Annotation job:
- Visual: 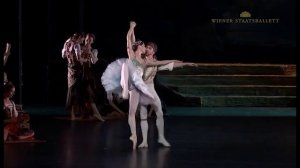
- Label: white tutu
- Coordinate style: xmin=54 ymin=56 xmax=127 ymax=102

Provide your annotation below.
xmin=101 ymin=58 xmax=154 ymax=101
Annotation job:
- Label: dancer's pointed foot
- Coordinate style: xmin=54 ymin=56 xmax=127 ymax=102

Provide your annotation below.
xmin=130 ymin=135 xmax=137 ymax=150
xmin=158 ymin=138 xmax=171 ymax=147
xmin=138 ymin=142 xmax=148 ymax=148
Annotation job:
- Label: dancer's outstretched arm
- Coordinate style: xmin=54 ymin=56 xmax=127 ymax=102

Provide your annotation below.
xmin=157 ymin=62 xmax=198 ymax=72
xmin=126 ymin=21 xmax=136 ymax=59
xmin=145 ymin=59 xmax=182 ymax=67
xmin=173 ymin=62 xmax=198 ymax=68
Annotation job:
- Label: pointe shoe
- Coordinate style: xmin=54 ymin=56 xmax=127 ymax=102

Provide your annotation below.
xmin=158 ymin=138 xmax=171 ymax=147
xmin=138 ymin=142 xmax=148 ymax=148
xmin=130 ymin=135 xmax=137 ymax=150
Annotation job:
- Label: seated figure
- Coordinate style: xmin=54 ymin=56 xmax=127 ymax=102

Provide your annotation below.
xmin=3 ymin=82 xmax=35 ymax=141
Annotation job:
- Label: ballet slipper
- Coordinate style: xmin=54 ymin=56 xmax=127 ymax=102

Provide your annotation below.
xmin=158 ymin=138 xmax=171 ymax=147
xmin=138 ymin=142 xmax=148 ymax=148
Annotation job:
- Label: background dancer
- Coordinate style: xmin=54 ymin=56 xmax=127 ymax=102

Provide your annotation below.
xmin=79 ymin=33 xmax=105 ymax=121
xmin=62 ymin=33 xmax=85 ymax=120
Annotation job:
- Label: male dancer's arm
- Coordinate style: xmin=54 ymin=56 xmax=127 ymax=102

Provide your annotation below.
xmin=145 ymin=59 xmax=182 ymax=67
xmin=147 ymin=62 xmax=197 ymax=116
xmin=173 ymin=62 xmax=198 ymax=68
xmin=157 ymin=62 xmax=198 ymax=71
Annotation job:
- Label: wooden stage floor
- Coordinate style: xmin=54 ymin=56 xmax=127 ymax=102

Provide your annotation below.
xmin=4 ymin=114 xmax=296 ymax=168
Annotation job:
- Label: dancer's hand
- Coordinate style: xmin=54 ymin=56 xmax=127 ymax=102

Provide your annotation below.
xmin=186 ymin=62 xmax=198 ymax=67
xmin=130 ymin=21 xmax=136 ymax=28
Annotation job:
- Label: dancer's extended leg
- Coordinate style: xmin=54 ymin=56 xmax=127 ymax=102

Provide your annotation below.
xmin=128 ymin=89 xmax=140 ymax=150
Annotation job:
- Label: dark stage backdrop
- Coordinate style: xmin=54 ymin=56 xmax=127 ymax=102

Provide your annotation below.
xmin=3 ymin=0 xmax=296 ymax=106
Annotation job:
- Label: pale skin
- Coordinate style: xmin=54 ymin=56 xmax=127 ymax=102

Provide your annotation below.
xmin=145 ymin=45 xmax=197 ymax=70
xmin=126 ymin=21 xmax=182 ymax=66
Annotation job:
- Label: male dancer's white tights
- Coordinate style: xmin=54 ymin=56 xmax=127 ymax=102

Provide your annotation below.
xmin=138 ymin=87 xmax=170 ymax=148
xmin=121 ymin=62 xmax=162 ymax=149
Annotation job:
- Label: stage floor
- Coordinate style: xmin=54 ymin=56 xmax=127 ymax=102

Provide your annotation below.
xmin=4 ymin=115 xmax=296 ymax=168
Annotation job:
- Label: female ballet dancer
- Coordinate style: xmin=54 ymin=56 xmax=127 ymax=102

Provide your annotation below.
xmin=101 ymin=21 xmax=181 ymax=149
